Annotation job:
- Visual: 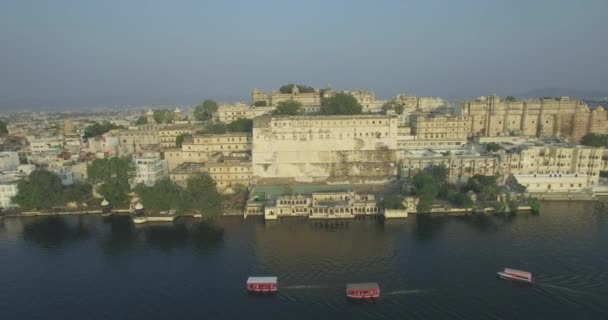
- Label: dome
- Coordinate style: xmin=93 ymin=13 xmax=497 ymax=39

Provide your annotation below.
xmin=101 ymin=198 xmax=109 ymax=206
xmin=135 ymin=202 xmax=144 ymax=210
xmin=174 ymin=106 xmax=182 ymax=113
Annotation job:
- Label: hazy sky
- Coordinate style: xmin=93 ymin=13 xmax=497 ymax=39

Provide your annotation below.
xmin=1 ymin=0 xmax=607 ymax=109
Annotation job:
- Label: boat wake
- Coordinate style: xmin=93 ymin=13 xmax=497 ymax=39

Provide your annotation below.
xmin=282 ymin=285 xmax=330 ymax=290
xmin=385 ymin=289 xmax=433 ymax=295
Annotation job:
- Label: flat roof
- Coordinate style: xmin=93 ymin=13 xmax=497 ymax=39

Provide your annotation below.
xmin=247 ymin=277 xmax=277 ymax=284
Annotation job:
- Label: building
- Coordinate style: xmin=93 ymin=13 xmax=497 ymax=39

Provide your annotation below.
xmin=215 ymin=102 xmax=271 ymax=123
xmin=0 ymin=179 xmax=18 ymax=208
xmin=252 ymin=115 xmax=400 ymax=184
xmin=462 ymin=96 xmax=607 ymax=141
xmin=411 ymin=114 xmax=471 ymax=140
xmin=165 ymin=132 xmax=252 ymax=172
xmin=345 ymin=90 xmax=387 ymax=113
xmin=512 ymin=173 xmax=590 ymax=193
xmin=252 ymin=86 xmax=322 ymax=107
xmin=159 ymin=124 xmax=198 ymax=148
xmin=114 ymin=128 xmax=159 ymax=155
xmin=0 ymin=152 xmax=20 ymax=171
xmin=169 ymin=159 xmax=252 ymax=193
xmin=263 ymin=191 xmax=380 ymax=220
xmin=393 ymin=95 xmax=445 ymax=113
xmin=133 ymin=153 xmax=167 ymax=187
xmin=400 ymin=150 xmax=499 ymax=184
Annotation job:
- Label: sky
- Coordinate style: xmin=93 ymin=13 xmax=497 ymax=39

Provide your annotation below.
xmin=1 ymin=0 xmax=607 ymax=109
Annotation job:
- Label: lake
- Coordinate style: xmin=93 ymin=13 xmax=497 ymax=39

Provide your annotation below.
xmin=1 ymin=201 xmax=607 ymax=319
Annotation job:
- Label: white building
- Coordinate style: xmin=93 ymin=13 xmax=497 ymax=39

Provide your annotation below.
xmin=513 ymin=173 xmax=590 ymax=193
xmin=0 ymin=152 xmax=20 ymax=171
xmin=133 ymin=153 xmax=167 ymax=187
xmin=29 ymin=138 xmax=63 ymax=153
xmin=0 ymin=174 xmax=19 ymax=208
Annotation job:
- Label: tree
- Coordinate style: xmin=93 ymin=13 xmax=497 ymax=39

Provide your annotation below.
xmin=253 ymin=101 xmax=267 ymax=107
xmin=381 ymin=100 xmax=404 ymax=114
xmin=412 ymin=172 xmax=439 ymax=213
xmin=87 ymin=157 xmax=134 ymax=206
xmin=320 ymin=93 xmax=362 ymax=115
xmin=279 ymin=84 xmax=315 ymax=94
xmin=484 ymin=142 xmax=502 ymax=152
xmin=135 ymin=116 xmax=147 ymax=125
xmin=134 ymin=179 xmax=181 ymax=214
xmin=62 ymin=182 xmax=93 ymax=204
xmin=12 ymin=170 xmax=64 ymax=210
xmin=84 ymin=121 xmax=124 ymax=139
xmin=227 ymin=118 xmax=253 ymax=132
xmin=0 ymin=119 xmax=8 ymax=136
xmin=580 ymin=133 xmax=608 ymax=147
xmin=194 ymin=100 xmax=218 ymax=121
xmin=380 ymin=195 xmax=405 ymax=210
xmin=179 ymin=172 xmax=222 ymax=217
xmin=465 ymin=174 xmax=499 ymax=201
xmin=273 ymin=100 xmax=303 ymax=115
xmin=505 ymin=96 xmax=516 ymax=102
xmin=176 ymin=134 xmax=191 ymax=147
xmin=153 ymin=109 xmax=176 ymax=124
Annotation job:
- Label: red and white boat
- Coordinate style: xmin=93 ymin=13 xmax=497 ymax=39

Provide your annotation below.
xmin=246 ymin=277 xmax=278 ymax=293
xmin=497 ymin=268 xmax=533 ymax=284
xmin=346 ymin=282 xmax=380 ymax=299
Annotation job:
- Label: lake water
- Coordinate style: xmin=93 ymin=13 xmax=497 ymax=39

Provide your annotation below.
xmin=1 ymin=201 xmax=607 ymax=319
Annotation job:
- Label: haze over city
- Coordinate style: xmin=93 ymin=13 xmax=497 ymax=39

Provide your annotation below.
xmin=1 ymin=0 xmax=608 ymax=109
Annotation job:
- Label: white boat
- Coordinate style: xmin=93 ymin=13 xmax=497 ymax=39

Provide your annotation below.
xmin=497 ymin=268 xmax=533 ymax=283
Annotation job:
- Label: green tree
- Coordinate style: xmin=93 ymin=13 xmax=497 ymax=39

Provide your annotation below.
xmin=381 ymin=100 xmax=404 ymax=114
xmin=484 ymin=142 xmax=502 ymax=152
xmin=179 ymin=172 xmax=222 ymax=217
xmin=175 ymin=134 xmax=191 ymax=147
xmin=134 ymin=179 xmax=181 ymax=214
xmin=580 ymin=133 xmax=608 ymax=147
xmin=199 ymin=123 xmax=227 ymax=134
xmin=87 ymin=157 xmax=134 ymax=206
xmin=135 ymin=116 xmax=147 ymax=125
xmin=465 ymin=174 xmax=499 ymax=201
xmin=153 ymin=109 xmax=176 ymax=124
xmin=412 ymin=172 xmax=439 ymax=213
xmin=379 ymin=194 xmax=405 ymax=210
xmin=0 ymin=119 xmax=8 ymax=136
xmin=505 ymin=96 xmax=516 ymax=102
xmin=12 ymin=170 xmax=64 ymax=210
xmin=279 ymin=84 xmax=315 ymax=94
xmin=273 ymin=100 xmax=303 ymax=115
xmin=62 ymin=182 xmax=93 ymax=204
xmin=84 ymin=121 xmax=124 ymax=139
xmin=194 ymin=100 xmax=218 ymax=121
xmin=320 ymin=93 xmax=362 ymax=115
xmin=253 ymin=101 xmax=267 ymax=107
xmin=227 ymin=118 xmax=253 ymax=132
xmin=448 ymin=192 xmax=473 ymax=208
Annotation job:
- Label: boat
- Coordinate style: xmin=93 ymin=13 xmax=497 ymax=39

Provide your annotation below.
xmin=246 ymin=277 xmax=278 ymax=293
xmin=346 ymin=282 xmax=380 ymax=299
xmin=497 ymin=268 xmax=533 ymax=283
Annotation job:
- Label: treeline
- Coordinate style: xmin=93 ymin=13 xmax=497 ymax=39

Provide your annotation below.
xmin=580 ymin=133 xmax=608 ymax=148
xmin=84 ymin=121 xmax=124 ymax=139
xmin=134 ymin=173 xmax=222 ymax=217
xmin=12 ymin=170 xmax=92 ymax=210
xmin=198 ymin=118 xmax=253 ymax=134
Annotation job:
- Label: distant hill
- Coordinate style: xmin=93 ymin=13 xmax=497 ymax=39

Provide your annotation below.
xmin=514 ymin=88 xmax=608 ymax=100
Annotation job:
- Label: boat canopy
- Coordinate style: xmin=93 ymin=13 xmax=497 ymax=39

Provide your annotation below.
xmin=247 ymin=277 xmax=278 ymax=284
xmin=347 ymin=282 xmax=379 ymax=290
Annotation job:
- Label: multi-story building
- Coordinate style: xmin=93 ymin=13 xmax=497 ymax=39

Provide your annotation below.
xmin=263 ymin=191 xmax=380 ymax=220
xmin=169 ymin=159 xmax=252 ymax=192
xmin=462 ymin=96 xmax=607 ymax=141
xmin=252 ymin=86 xmax=322 ymax=107
xmin=165 ymin=132 xmax=252 ymax=172
xmin=252 ymin=114 xmax=400 ymax=183
xmin=114 ymin=128 xmax=159 ymax=155
xmin=133 ymin=153 xmax=167 ymax=187
xmin=159 ymin=124 xmax=198 ymax=148
xmin=215 ymin=102 xmax=271 ymax=123
xmin=393 ymin=95 xmax=445 ymax=113
xmin=344 ymin=90 xmax=387 ymax=113
xmin=0 ymin=179 xmax=18 ymax=208
xmin=512 ymin=173 xmax=590 ymax=193
xmin=410 ymin=114 xmax=470 ymax=140
xmin=400 ymin=150 xmax=499 ymax=184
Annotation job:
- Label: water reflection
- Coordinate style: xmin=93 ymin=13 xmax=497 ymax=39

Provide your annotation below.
xmin=142 ymin=219 xmax=224 ymax=252
xmin=413 ymin=215 xmax=447 ymax=241
xmin=100 ymin=215 xmax=137 ymax=255
xmin=21 ymin=216 xmax=92 ymax=249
